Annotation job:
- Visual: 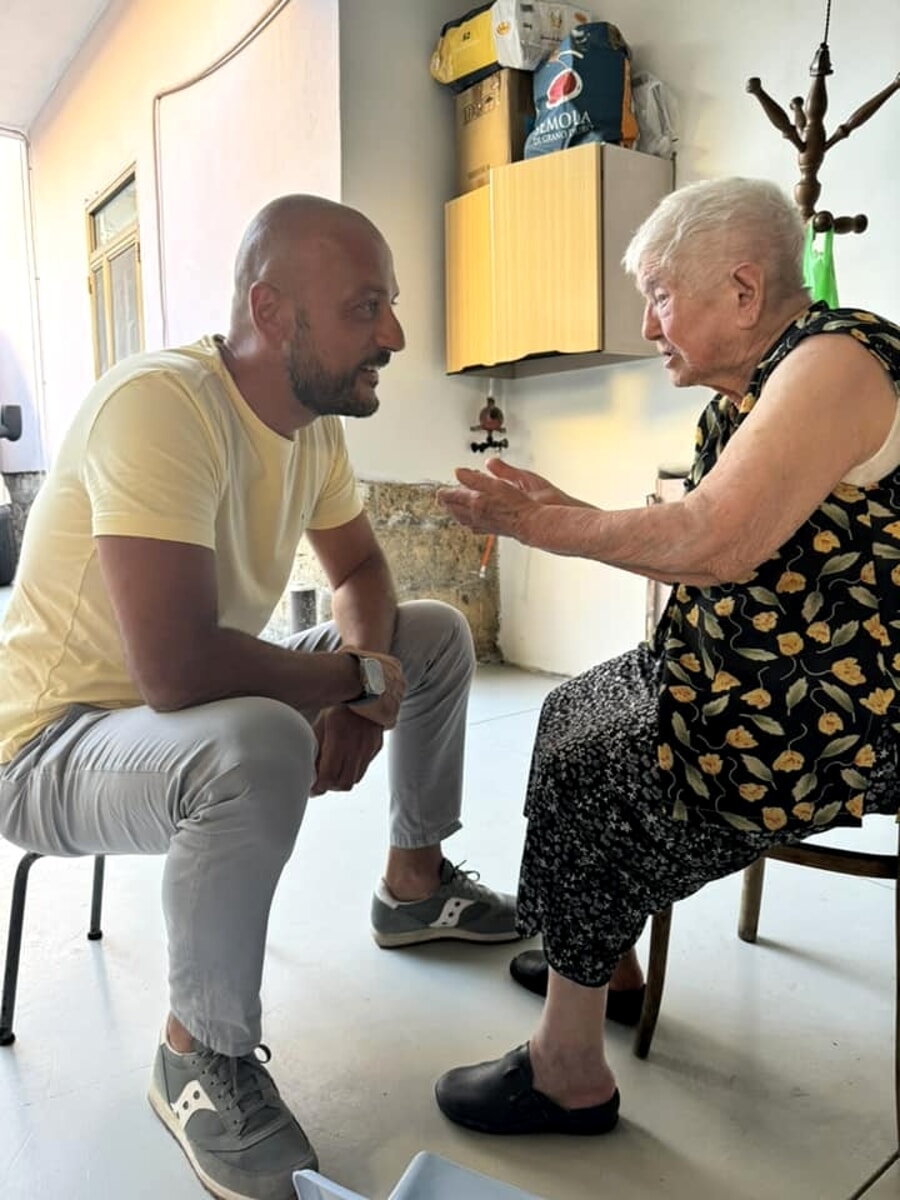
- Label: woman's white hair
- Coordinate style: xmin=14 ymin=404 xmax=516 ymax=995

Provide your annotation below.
xmin=623 ymin=177 xmax=807 ymax=301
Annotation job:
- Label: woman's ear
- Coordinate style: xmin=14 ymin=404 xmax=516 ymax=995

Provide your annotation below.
xmin=730 ymin=262 xmax=765 ymax=328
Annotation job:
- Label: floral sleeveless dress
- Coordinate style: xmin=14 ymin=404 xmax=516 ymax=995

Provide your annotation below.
xmin=515 ymin=305 xmax=900 ymax=986
xmin=657 ymin=305 xmax=900 ymax=835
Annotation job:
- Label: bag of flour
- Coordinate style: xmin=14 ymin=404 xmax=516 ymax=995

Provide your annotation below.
xmin=524 ymin=21 xmax=638 ymax=158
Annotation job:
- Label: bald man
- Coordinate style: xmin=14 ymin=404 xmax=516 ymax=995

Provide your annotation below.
xmin=0 ymin=196 xmax=517 ymax=1200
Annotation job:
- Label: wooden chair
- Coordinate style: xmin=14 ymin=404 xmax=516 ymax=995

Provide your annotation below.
xmin=631 ymin=821 xmax=900 ymax=1145
xmin=0 ymin=851 xmax=106 ymax=1045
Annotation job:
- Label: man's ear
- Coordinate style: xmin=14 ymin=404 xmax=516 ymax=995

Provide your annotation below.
xmin=248 ymin=280 xmax=289 ymax=344
xmin=730 ymin=261 xmax=765 ymax=328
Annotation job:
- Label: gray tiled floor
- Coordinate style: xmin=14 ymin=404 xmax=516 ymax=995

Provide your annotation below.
xmin=0 ymin=659 xmax=897 ymax=1199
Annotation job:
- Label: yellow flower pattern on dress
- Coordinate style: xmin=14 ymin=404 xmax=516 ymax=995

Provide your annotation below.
xmin=752 ymin=612 xmax=778 ymax=631
xmin=777 ymin=632 xmax=804 ymax=656
xmin=863 ymin=615 xmax=890 ymax=645
xmin=738 ymin=783 xmax=767 ymax=802
xmin=813 ymin=531 xmax=840 ymax=553
xmin=832 ymin=658 xmax=865 ymax=685
xmin=854 ymin=744 xmax=876 ymax=768
xmin=773 ymin=750 xmax=804 ymax=772
xmin=698 ymin=754 xmax=723 ymax=775
xmin=776 ymin=571 xmax=806 ymax=593
xmin=860 ymin=688 xmax=894 ymax=715
xmin=711 ymin=671 xmax=741 ymax=693
xmin=832 ymin=482 xmax=864 ymax=503
xmin=726 ymin=726 xmax=758 ymax=748
xmin=818 ymin=711 xmax=844 ymax=734
xmin=654 ymin=304 xmax=900 ymax=833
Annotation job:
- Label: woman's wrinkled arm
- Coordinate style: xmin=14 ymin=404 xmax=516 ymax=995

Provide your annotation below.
xmin=437 ymin=335 xmax=897 ymax=586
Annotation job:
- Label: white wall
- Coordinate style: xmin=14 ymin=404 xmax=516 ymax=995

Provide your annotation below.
xmin=0 ymin=134 xmax=44 ymax=473
xmin=28 ymin=0 xmax=340 ymax=458
xmin=338 ymin=0 xmax=498 ymax=484
xmin=339 ymin=0 xmax=900 ymax=676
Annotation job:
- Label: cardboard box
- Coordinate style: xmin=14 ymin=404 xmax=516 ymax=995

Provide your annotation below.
xmin=432 ymin=3 xmax=596 ymax=90
xmin=455 ymin=69 xmax=534 ymax=195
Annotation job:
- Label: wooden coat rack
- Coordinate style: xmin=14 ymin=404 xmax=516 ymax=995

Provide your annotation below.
xmin=746 ymin=0 xmax=899 ymax=233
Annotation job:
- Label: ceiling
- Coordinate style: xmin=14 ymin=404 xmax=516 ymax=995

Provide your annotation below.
xmin=0 ymin=0 xmax=113 ymax=132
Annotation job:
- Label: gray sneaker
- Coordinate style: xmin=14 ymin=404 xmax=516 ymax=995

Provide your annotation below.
xmin=148 ymin=1037 xmax=317 ymax=1200
xmin=371 ymin=858 xmax=520 ymax=948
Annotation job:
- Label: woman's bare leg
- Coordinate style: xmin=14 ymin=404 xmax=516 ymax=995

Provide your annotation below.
xmin=528 ymin=967 xmax=618 ymax=1109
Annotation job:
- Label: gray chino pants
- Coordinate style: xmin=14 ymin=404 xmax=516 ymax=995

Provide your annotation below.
xmin=0 ymin=600 xmax=474 ymax=1055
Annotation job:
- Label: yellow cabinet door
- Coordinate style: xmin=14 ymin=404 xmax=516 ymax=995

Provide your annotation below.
xmin=444 ymin=144 xmax=673 ymax=376
xmin=492 ymin=142 xmax=603 ymax=364
xmin=445 ymin=186 xmax=495 ymax=374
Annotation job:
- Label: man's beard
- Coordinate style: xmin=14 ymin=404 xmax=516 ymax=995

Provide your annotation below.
xmin=286 ymin=325 xmax=390 ymax=419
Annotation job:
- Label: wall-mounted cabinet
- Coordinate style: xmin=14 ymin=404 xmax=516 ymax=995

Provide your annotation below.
xmin=445 ymin=143 xmax=674 ymax=378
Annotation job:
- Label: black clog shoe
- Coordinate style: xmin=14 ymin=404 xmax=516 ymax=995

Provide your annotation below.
xmin=435 ymin=1043 xmax=620 ymax=1136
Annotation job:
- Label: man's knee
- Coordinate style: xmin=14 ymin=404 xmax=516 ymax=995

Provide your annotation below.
xmin=394 ymin=600 xmax=475 ymax=677
xmin=222 ymin=696 xmax=315 ymax=756
xmin=193 ymin=698 xmax=317 ymax=837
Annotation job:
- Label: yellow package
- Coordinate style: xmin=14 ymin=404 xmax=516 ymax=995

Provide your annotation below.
xmin=431 ymin=5 xmax=497 ymax=91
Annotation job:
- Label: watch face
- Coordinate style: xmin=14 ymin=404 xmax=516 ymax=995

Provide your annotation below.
xmin=361 ymin=656 xmax=385 ymax=696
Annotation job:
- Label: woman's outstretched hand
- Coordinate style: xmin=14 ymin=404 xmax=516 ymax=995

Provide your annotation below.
xmin=437 ymin=457 xmax=590 ymax=540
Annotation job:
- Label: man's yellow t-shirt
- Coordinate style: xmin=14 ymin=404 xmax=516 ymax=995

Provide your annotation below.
xmin=0 ymin=336 xmax=363 ymax=763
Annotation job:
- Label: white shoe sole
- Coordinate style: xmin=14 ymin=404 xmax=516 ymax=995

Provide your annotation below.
xmin=148 ymin=1079 xmax=309 ymax=1200
xmin=372 ymin=926 xmax=523 ymax=948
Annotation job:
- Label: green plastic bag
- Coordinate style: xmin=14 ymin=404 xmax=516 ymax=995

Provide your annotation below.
xmin=803 ymin=224 xmax=839 ymax=307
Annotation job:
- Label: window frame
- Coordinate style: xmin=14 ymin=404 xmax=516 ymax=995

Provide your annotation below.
xmin=86 ymin=166 xmax=144 ymax=378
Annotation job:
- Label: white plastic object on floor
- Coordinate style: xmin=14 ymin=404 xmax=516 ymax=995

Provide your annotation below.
xmin=293 ymin=1169 xmax=367 ymax=1200
xmin=295 ymin=1151 xmax=545 ymax=1199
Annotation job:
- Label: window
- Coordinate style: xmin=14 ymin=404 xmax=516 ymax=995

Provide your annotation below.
xmin=86 ymin=169 xmax=144 ymax=377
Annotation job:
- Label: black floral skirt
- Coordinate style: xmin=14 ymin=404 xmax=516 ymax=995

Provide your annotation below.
xmin=515 ymin=643 xmax=898 ymax=987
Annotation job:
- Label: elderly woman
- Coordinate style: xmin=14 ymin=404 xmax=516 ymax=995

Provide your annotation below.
xmin=434 ymin=176 xmax=900 ymax=1136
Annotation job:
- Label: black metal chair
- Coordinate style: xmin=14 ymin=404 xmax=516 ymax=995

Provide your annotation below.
xmin=1 ymin=852 xmax=106 ymax=1045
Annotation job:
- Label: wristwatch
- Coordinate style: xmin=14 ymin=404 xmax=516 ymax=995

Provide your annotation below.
xmin=344 ymin=652 xmax=386 ymax=705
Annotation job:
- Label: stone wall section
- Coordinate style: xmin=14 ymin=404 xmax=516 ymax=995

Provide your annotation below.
xmin=266 ymin=480 xmax=500 ymax=661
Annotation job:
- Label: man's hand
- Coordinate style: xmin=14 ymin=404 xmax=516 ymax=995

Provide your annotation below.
xmin=311 ymin=706 xmax=385 ymax=796
xmin=339 ymin=647 xmax=405 ymax=729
